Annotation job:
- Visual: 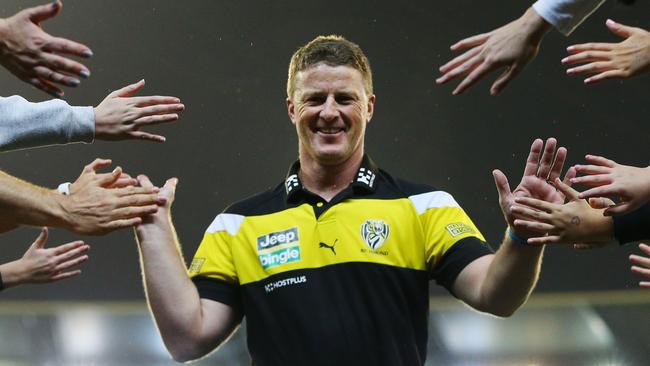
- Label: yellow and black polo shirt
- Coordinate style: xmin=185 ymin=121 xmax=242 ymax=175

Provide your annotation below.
xmin=189 ymin=156 xmax=493 ymax=366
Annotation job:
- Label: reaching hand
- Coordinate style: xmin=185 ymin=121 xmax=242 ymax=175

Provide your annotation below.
xmin=563 ymin=19 xmax=650 ymax=84
xmin=0 ymin=1 xmax=92 ymax=97
xmin=437 ymin=7 xmax=551 ymax=96
xmin=630 ymin=243 xmax=650 ymax=288
xmin=493 ymin=138 xmax=574 ymax=239
xmin=69 ymin=158 xmax=138 ymax=194
xmin=14 ymin=227 xmax=89 ymax=285
xmin=510 ymin=178 xmax=613 ymax=245
xmin=61 ymin=160 xmax=166 ymax=235
xmin=94 ymin=80 xmax=185 ymax=143
xmin=134 ymin=175 xmax=178 ymax=234
xmin=571 ymin=155 xmax=650 ymax=216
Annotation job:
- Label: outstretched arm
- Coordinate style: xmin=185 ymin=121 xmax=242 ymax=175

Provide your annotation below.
xmin=563 ymin=20 xmax=650 ymax=84
xmin=134 ymin=176 xmax=239 ymax=362
xmin=437 ymin=7 xmax=551 ymax=96
xmin=0 ymin=80 xmax=183 ymax=152
xmin=0 ymin=227 xmax=88 ymax=290
xmin=453 ymin=138 xmax=573 ymax=316
xmin=0 ymin=1 xmax=92 ymax=97
xmin=0 ymin=159 xmax=163 ymax=235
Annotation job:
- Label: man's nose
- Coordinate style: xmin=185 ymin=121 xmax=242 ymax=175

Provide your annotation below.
xmin=319 ymin=97 xmax=339 ymax=121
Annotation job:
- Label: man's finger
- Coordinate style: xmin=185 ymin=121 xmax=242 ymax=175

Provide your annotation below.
xmin=573 ymin=164 xmax=610 ymax=175
xmin=33 ymin=66 xmax=80 ymax=88
xmin=84 ymin=158 xmax=112 ymax=173
xmin=492 ymin=169 xmax=512 ymax=201
xmin=452 ymin=61 xmax=497 ymax=95
xmin=523 ymin=139 xmax=544 ymax=177
xmin=134 ymin=114 xmax=179 ymax=127
xmin=109 ymin=80 xmax=146 ymax=98
xmin=567 ymin=61 xmax=613 ymax=75
xmin=553 ymin=177 xmax=580 ymax=201
xmin=450 ymin=32 xmax=491 ymax=51
xmin=490 ymin=64 xmax=519 ymax=96
xmin=548 ymin=147 xmax=567 ymax=182
xmin=27 ymin=0 xmax=62 ymax=24
xmin=584 ymin=154 xmax=617 ymax=168
xmin=129 ymin=131 xmax=166 ymax=143
xmin=513 ymin=197 xmax=555 ymax=214
xmin=561 ymin=50 xmax=611 ymax=65
xmin=103 ymin=217 xmax=143 ymax=231
xmin=527 ymin=235 xmax=562 ymax=245
xmin=562 ymin=166 xmax=577 ymax=186
xmin=50 ymin=269 xmax=82 ymax=282
xmin=584 ymin=69 xmax=626 ymax=84
xmin=578 ymin=185 xmax=616 ymax=199
xmin=137 ymin=175 xmax=155 ymax=190
xmin=436 ymin=55 xmax=483 ymax=85
xmin=98 ymin=167 xmax=123 ymax=186
xmin=536 ymin=137 xmax=557 ymax=179
xmin=605 ymin=19 xmax=634 ymax=39
xmin=52 ymin=240 xmax=85 ymax=256
xmin=438 ymin=46 xmax=482 ymax=74
xmin=130 ymin=96 xmax=182 ymax=108
xmin=566 ymin=42 xmax=613 ymax=54
xmin=513 ymin=219 xmax=555 ymax=234
xmin=33 ymin=227 xmax=49 ymax=249
xmin=45 ymin=36 xmax=93 ymax=59
xmin=136 ymin=104 xmax=185 ymax=118
xmin=639 ymin=243 xmax=650 ymax=256
xmin=41 ymin=52 xmax=90 ymax=79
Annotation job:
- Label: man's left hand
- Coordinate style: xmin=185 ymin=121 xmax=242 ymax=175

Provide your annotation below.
xmin=0 ymin=1 xmax=92 ymax=98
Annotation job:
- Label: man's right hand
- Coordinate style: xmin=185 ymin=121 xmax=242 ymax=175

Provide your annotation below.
xmin=0 ymin=1 xmax=92 ymax=98
xmin=134 ymin=174 xmax=178 ymax=235
xmin=60 ymin=159 xmax=166 ymax=235
xmin=437 ymin=7 xmax=551 ymax=96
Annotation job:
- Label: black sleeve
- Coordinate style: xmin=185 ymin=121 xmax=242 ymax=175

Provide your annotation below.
xmin=0 ymin=270 xmax=4 ymax=292
xmin=192 ymin=276 xmax=244 ymax=320
xmin=430 ymin=237 xmax=494 ymax=296
xmin=613 ymin=202 xmax=650 ymax=244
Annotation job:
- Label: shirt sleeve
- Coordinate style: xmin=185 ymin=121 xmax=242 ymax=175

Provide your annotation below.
xmin=189 ymin=213 xmax=244 ymax=312
xmin=0 ymin=95 xmax=94 ymax=152
xmin=410 ymin=191 xmax=494 ymax=292
xmin=532 ymin=0 xmax=606 ymax=35
xmin=613 ymin=202 xmax=650 ymax=244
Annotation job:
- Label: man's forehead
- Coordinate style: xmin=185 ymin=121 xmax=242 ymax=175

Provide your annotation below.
xmin=294 ymin=64 xmax=365 ymax=93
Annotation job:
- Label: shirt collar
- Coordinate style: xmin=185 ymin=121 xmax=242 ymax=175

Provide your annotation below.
xmin=284 ymin=154 xmax=379 ymax=202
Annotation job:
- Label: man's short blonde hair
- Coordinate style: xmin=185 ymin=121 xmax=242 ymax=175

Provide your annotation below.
xmin=287 ymin=35 xmax=373 ymax=98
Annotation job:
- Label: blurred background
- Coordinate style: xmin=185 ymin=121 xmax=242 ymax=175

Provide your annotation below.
xmin=0 ymin=0 xmax=648 ymax=365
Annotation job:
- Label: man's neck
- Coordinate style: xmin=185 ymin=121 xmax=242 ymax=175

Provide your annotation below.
xmin=298 ymin=150 xmax=363 ymax=202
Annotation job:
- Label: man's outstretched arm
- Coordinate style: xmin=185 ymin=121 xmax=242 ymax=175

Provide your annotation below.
xmin=0 ymin=80 xmax=184 ymax=152
xmin=438 ymin=0 xmax=605 ymax=95
xmin=134 ymin=175 xmax=240 ymax=362
xmin=452 ymin=138 xmax=573 ymax=316
xmin=0 ymin=159 xmax=163 ymax=235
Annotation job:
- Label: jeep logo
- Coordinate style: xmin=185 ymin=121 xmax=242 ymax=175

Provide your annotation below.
xmin=257 ymin=228 xmax=299 ymax=250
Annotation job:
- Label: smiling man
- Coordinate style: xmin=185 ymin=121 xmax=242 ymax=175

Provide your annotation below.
xmin=134 ymin=35 xmax=572 ymax=365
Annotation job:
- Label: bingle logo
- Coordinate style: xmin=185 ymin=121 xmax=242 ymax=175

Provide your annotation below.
xmin=257 ymin=228 xmax=299 ymax=250
xmin=361 ymin=220 xmax=390 ymax=250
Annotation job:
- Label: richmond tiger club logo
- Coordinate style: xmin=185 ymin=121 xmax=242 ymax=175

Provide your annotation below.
xmin=360 ymin=219 xmax=390 ymax=254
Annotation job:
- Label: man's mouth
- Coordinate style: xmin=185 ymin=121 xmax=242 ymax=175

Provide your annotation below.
xmin=316 ymin=127 xmax=346 ymax=135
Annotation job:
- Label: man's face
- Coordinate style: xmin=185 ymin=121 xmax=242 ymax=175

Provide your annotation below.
xmin=287 ymin=64 xmax=375 ymax=165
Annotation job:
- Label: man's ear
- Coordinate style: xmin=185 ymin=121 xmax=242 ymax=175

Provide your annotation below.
xmin=366 ymin=94 xmax=376 ymax=123
xmin=287 ymin=97 xmax=296 ymax=125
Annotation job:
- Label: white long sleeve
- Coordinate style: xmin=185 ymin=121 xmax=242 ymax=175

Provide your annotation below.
xmin=0 ymin=95 xmax=94 ymax=152
xmin=533 ymin=0 xmax=607 ymax=35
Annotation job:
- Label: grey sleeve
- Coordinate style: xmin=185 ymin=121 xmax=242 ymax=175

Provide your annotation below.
xmin=0 ymin=95 xmax=95 ymax=152
xmin=532 ymin=0 xmax=607 ymax=36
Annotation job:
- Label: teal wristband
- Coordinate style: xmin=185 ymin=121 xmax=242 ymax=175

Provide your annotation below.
xmin=507 ymin=228 xmax=532 ymax=246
